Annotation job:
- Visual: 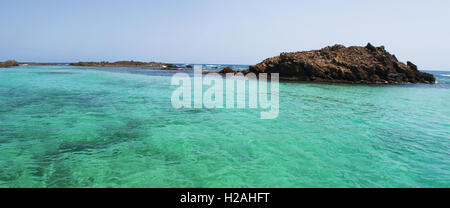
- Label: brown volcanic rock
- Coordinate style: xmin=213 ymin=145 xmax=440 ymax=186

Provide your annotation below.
xmin=204 ymin=66 xmax=242 ymax=75
xmin=248 ymin=43 xmax=435 ymax=84
xmin=0 ymin=60 xmax=19 ymax=68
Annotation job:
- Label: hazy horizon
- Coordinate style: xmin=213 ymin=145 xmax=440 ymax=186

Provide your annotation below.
xmin=1 ymin=0 xmax=450 ymax=70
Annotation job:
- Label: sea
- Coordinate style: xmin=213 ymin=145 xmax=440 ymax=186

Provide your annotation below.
xmin=0 ymin=64 xmax=449 ymax=187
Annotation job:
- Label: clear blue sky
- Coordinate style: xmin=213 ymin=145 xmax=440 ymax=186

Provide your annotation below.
xmin=1 ymin=0 xmax=449 ymax=70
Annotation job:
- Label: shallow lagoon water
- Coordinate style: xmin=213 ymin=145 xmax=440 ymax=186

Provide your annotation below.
xmin=0 ymin=65 xmax=449 ymax=187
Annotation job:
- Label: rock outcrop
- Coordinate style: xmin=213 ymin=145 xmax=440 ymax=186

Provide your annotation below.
xmin=0 ymin=60 xmax=19 ymax=68
xmin=70 ymin=61 xmax=185 ymax=70
xmin=219 ymin=67 xmax=235 ymax=74
xmin=244 ymin=43 xmax=435 ymax=84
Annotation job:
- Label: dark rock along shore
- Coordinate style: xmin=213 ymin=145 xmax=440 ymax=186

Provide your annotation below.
xmin=1 ymin=60 xmax=189 ymax=70
xmin=69 ymin=61 xmax=185 ymax=70
xmin=224 ymin=43 xmax=434 ymax=84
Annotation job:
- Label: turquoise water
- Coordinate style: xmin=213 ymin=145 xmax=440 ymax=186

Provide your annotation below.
xmin=0 ymin=65 xmax=449 ymax=188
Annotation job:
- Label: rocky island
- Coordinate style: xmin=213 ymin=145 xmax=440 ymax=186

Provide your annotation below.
xmin=220 ymin=43 xmax=435 ymax=84
xmin=70 ymin=61 xmax=185 ymax=70
xmin=0 ymin=60 xmax=19 ymax=68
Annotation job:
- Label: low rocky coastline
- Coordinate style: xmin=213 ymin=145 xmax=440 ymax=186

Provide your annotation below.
xmin=0 ymin=60 xmax=19 ymax=68
xmin=218 ymin=43 xmax=435 ymax=84
xmin=0 ymin=60 xmax=65 ymax=67
xmin=70 ymin=61 xmax=186 ymax=70
xmin=1 ymin=59 xmax=191 ymax=70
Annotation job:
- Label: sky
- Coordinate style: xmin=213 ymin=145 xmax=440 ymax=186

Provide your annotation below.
xmin=1 ymin=0 xmax=449 ymax=70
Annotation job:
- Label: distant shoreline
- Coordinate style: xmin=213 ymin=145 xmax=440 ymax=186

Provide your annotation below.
xmin=0 ymin=60 xmax=194 ymax=70
xmin=0 ymin=43 xmax=441 ymax=84
xmin=69 ymin=61 xmax=191 ymax=70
